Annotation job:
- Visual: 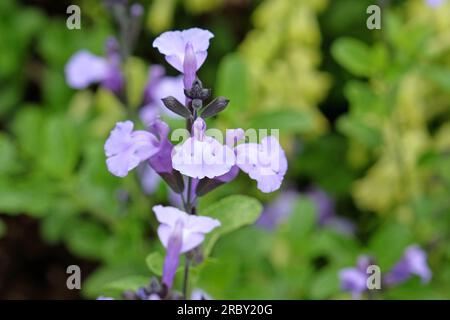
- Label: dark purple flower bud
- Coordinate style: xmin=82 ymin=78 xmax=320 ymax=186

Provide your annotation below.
xmin=307 ymin=187 xmax=355 ymax=235
xmin=307 ymin=188 xmax=335 ymax=224
xmin=256 ymin=190 xmax=298 ymax=230
xmin=184 ymin=78 xmax=210 ymax=100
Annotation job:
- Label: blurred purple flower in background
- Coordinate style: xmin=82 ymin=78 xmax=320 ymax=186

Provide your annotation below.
xmin=339 ymin=256 xmax=371 ymax=299
xmin=257 ymin=190 xmax=298 ymax=230
xmin=65 ymin=38 xmax=123 ymax=93
xmin=257 ymin=187 xmax=355 ymax=232
xmin=385 ymin=245 xmax=432 ymax=285
xmin=140 ymin=65 xmax=185 ymax=124
xmin=65 ymin=50 xmax=109 ymax=89
xmin=307 ymin=187 xmax=355 ymax=235
xmin=340 ymin=246 xmax=431 ymax=299
xmin=153 ymin=205 xmax=220 ymax=288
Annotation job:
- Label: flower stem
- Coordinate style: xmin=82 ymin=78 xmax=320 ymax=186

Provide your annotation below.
xmin=182 ymin=255 xmax=190 ymax=298
xmin=181 ymin=176 xmax=194 ymax=298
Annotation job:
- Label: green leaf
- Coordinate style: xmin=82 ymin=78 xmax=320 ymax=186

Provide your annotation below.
xmin=423 ymin=66 xmax=450 ymax=94
xmin=104 ymin=275 xmax=150 ymax=292
xmin=40 ymin=115 xmax=80 ymax=178
xmin=42 ymin=67 xmax=73 ymax=110
xmin=64 ymin=221 xmax=109 ymax=260
xmin=0 ymin=133 xmax=19 ymax=174
xmin=11 ymin=107 xmax=44 ymax=157
xmin=249 ymin=109 xmax=315 ymax=134
xmin=309 ymin=267 xmax=340 ymax=299
xmin=331 ymin=37 xmax=374 ymax=77
xmin=337 ymin=115 xmax=381 ymax=148
xmin=368 ymin=221 xmax=413 ymax=268
xmin=201 ymin=195 xmax=263 ymax=256
xmin=0 ymin=179 xmax=56 ymax=216
xmin=83 ymin=264 xmax=149 ymax=298
xmin=216 ymin=54 xmax=250 ymax=111
xmin=280 ymin=197 xmax=317 ymax=247
xmin=146 ymin=252 xmax=164 ymax=276
xmin=344 ymin=80 xmax=386 ymax=116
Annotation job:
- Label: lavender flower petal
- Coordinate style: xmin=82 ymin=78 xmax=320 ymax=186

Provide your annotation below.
xmin=65 ymin=50 xmax=109 ymax=89
xmin=104 ymin=121 xmax=159 ymax=177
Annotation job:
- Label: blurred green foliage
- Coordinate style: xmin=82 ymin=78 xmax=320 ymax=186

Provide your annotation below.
xmin=0 ymin=0 xmax=448 ymax=299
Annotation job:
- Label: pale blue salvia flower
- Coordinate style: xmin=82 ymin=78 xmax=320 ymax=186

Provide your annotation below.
xmin=194 ymin=129 xmax=245 ymax=196
xmin=339 ymin=256 xmax=371 ymax=299
xmin=104 ymin=121 xmax=159 ymax=177
xmin=385 ymin=245 xmax=432 ymax=285
xmin=172 ymin=118 xmax=236 ymax=179
xmin=152 ymin=28 xmax=214 ymax=74
xmin=153 ymin=205 xmax=220 ymax=288
xmin=97 ymin=296 xmax=114 ymax=300
xmin=235 ymin=136 xmax=288 ymax=193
